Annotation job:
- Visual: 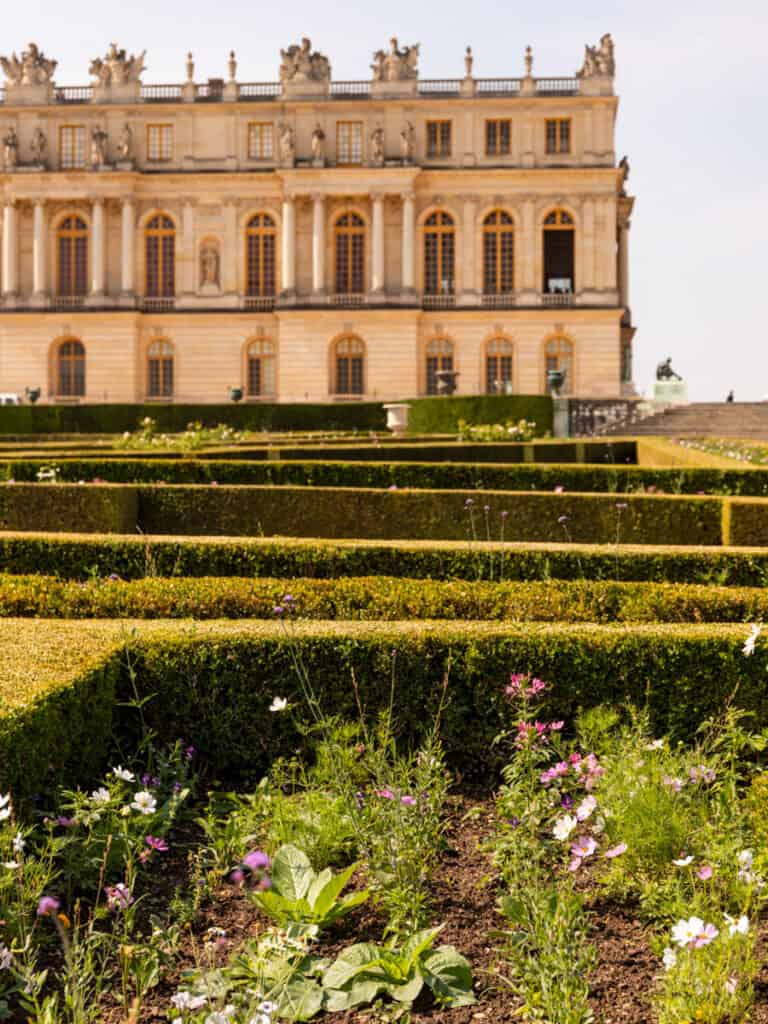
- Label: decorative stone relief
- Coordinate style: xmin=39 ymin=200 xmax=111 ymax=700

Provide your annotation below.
xmin=371 ymin=39 xmax=419 ymax=82
xmin=90 ymin=43 xmax=145 ymax=101
xmin=0 ymin=43 xmax=57 ymax=86
xmin=577 ymin=34 xmax=615 ymax=78
xmin=279 ymin=38 xmax=330 ymax=98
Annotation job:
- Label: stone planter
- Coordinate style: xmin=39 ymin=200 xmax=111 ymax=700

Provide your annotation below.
xmin=382 ymin=403 xmax=411 ymax=436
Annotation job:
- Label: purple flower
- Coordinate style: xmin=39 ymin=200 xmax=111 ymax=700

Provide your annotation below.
xmin=483 ymin=504 xmax=490 ymax=513
xmin=140 ymin=773 xmax=160 ymax=789
xmin=273 ymin=605 xmax=284 ymax=616
xmin=400 ymin=795 xmax=417 ymax=806
xmin=464 ymin=498 xmax=474 ymax=509
xmin=558 ymin=515 xmax=569 ymax=525
xmin=282 ymin=594 xmax=294 ymax=604
xmin=37 ymin=896 xmax=61 ymax=917
xmin=375 ymin=788 xmax=395 ymax=800
xmin=388 ymin=484 xmax=398 ymax=491
xmin=500 ymin=510 xmax=509 ymax=519
xmin=243 ymin=849 xmax=271 ymax=871
xmin=615 ymin=502 xmax=628 ymax=510
xmin=108 ymin=573 xmax=120 ymax=582
xmin=355 ymin=791 xmax=365 ymax=810
xmin=230 ymin=868 xmax=245 ymax=886
xmin=561 ymin=794 xmax=574 ymax=810
xmin=696 ymin=865 xmax=713 ymax=881
xmin=508 ymin=816 xmax=521 ymax=828
xmin=106 ymin=883 xmax=132 ymax=911
xmin=56 ymin=816 xmax=76 ymax=828
xmin=185 ymin=745 xmax=196 ymax=761
xmin=605 ymin=842 xmax=628 ymax=859
xmin=146 ymin=835 xmax=169 ymax=852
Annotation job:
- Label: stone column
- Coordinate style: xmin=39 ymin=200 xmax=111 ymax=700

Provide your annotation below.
xmin=460 ymin=195 xmax=478 ymax=304
xmin=281 ymin=195 xmax=296 ymax=300
xmin=120 ymin=198 xmax=135 ymax=303
xmin=2 ymin=201 xmax=19 ymax=301
xmin=181 ymin=199 xmax=196 ymax=297
xmin=518 ymin=197 xmax=537 ymax=301
xmin=370 ymin=192 xmax=385 ymax=298
xmin=32 ymin=199 xmax=47 ymax=304
xmin=311 ymin=193 xmax=325 ymax=298
xmin=89 ymin=197 xmax=105 ymax=300
xmin=400 ymin=191 xmax=415 ymax=299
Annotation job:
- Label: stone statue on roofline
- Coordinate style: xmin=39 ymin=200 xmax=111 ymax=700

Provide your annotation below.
xmin=655 ymin=357 xmax=682 ymax=382
xmin=0 ymin=43 xmax=57 ymax=86
xmin=577 ymin=33 xmax=615 ymax=78
xmin=89 ymin=43 xmax=146 ymax=86
xmin=279 ymin=37 xmax=330 ymax=83
xmin=371 ymin=38 xmax=419 ymax=82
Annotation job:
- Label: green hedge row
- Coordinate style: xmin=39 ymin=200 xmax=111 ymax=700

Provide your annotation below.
xmin=0 ymin=483 xmax=717 ymax=545
xmin=2 ymin=620 xmax=766 ymax=794
xmin=2 ymin=573 xmax=767 ymax=623
xmin=3 ymin=534 xmax=768 ymax=585
xmin=5 ymin=458 xmax=768 ymax=496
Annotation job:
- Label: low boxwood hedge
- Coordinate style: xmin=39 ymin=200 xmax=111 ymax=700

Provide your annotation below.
xmin=0 ymin=483 xmax=137 ymax=533
xmin=727 ymin=499 xmax=768 ymax=547
xmin=1 ymin=573 xmax=766 ymax=623
xmin=1 ymin=619 xmax=765 ymax=794
xmin=2 ymin=533 xmax=767 ymax=585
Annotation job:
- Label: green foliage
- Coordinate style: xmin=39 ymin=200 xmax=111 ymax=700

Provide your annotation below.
xmin=0 ymin=483 xmax=136 ymax=534
xmin=251 ymin=844 xmax=368 ymax=930
xmin=406 ymin=394 xmax=552 ymax=434
xmin=266 ymin=790 xmax=356 ymax=869
xmin=457 ymin=417 xmax=538 ymax=442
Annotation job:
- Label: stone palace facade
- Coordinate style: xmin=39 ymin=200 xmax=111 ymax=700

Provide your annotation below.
xmin=0 ymin=36 xmax=636 ymax=404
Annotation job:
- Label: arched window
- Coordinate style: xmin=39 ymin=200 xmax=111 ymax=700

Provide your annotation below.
xmin=57 ymin=216 xmax=88 ymax=300
xmin=425 ymin=338 xmax=454 ymax=396
xmin=543 ymin=209 xmax=574 ymax=295
xmin=333 ymin=336 xmax=365 ymax=396
xmin=245 ymin=214 xmax=276 ymax=297
xmin=57 ymin=339 xmax=86 ymax=397
xmin=145 ymin=214 xmax=175 ymax=298
xmin=246 ymin=338 xmax=276 ymax=397
xmin=544 ymin=336 xmax=574 ymax=394
xmin=423 ymin=211 xmax=455 ymax=297
xmin=486 ymin=337 xmax=514 ymax=394
xmin=334 ymin=213 xmax=365 ymax=295
xmin=483 ymin=211 xmax=514 ymax=295
xmin=147 ymin=339 xmax=174 ymax=398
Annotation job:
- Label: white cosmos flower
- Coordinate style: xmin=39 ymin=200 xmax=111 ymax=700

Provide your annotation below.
xmin=725 ymin=913 xmax=750 ymax=937
xmin=671 ymin=916 xmax=705 ymax=947
xmin=743 ymin=623 xmax=762 ymax=656
xmin=662 ymin=946 xmax=677 ymax=970
xmin=645 ymin=739 xmax=665 ymax=750
xmin=12 ymin=833 xmax=25 ymax=854
xmin=90 ymin=787 xmax=111 ymax=805
xmin=170 ymin=991 xmax=208 ymax=1011
xmin=672 ymin=855 xmax=694 ymax=867
xmin=737 ymin=849 xmax=753 ymax=870
xmin=130 ymin=790 xmax=157 ymax=816
xmin=552 ymin=814 xmax=578 ymax=841
xmin=112 ymin=766 xmax=135 ymax=782
xmin=269 ymin=696 xmax=288 ymax=712
xmin=2 ymin=861 xmax=19 ymax=871
xmin=0 ymin=943 xmax=11 ymax=970
xmin=575 ymin=796 xmax=597 ymax=822
xmin=205 ymin=1008 xmax=236 ymax=1024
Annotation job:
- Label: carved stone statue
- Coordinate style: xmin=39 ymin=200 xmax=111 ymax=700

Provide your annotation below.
xmin=2 ymin=127 xmax=18 ymax=169
xmin=279 ymin=38 xmax=330 ymax=83
xmin=371 ymin=38 xmax=419 ymax=82
xmin=89 ymin=43 xmax=146 ymax=85
xmin=370 ymin=125 xmax=385 ymax=166
xmin=116 ymin=123 xmax=133 ymax=161
xmin=0 ymin=43 xmax=57 ymax=86
xmin=655 ymin=357 xmax=682 ymax=382
xmin=577 ymin=32 xmax=615 ymax=78
xmin=90 ymin=125 xmax=108 ymax=169
xmin=400 ymin=121 xmax=415 ymax=164
xmin=278 ymin=122 xmax=295 ymax=166
xmin=30 ymin=126 xmax=47 ymax=165
xmin=618 ymin=154 xmax=630 ymax=194
xmin=200 ymin=245 xmax=220 ymax=288
xmin=311 ymin=123 xmax=326 ymax=166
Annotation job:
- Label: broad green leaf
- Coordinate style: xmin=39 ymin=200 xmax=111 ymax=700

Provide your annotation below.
xmin=306 ymin=867 xmax=334 ymax=909
xmin=387 ymin=972 xmax=424 ymax=1003
xmin=324 ymin=978 xmax=384 ymax=1011
xmin=271 ymin=844 xmax=314 ymax=902
xmin=402 ymin=925 xmax=443 ymax=961
xmin=499 ymin=895 xmax=527 ymax=924
xmin=308 ymin=862 xmax=357 ymax=916
xmin=273 ymin=973 xmax=325 ymax=1021
xmin=421 ymin=947 xmax=476 ymax=1007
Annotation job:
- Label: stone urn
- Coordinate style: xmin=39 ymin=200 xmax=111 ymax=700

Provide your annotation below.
xmin=229 ymin=386 xmax=243 ymax=403
xmin=382 ymin=403 xmax=411 ymax=437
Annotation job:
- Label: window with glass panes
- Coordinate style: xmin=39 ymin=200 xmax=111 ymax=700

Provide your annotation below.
xmin=483 ymin=210 xmax=515 ymax=294
xmin=147 ymin=124 xmax=174 ymax=162
xmin=145 ymin=215 xmax=176 ymax=298
xmin=57 ymin=216 xmax=89 ymax=298
xmin=247 ymin=123 xmax=274 ymax=160
xmin=425 ymin=337 xmax=454 ymax=395
xmin=423 ymin=212 xmax=455 ymax=295
xmin=336 ymin=122 xmax=363 ymax=165
xmin=334 ymin=213 xmax=366 ymax=294
xmin=147 ymin=340 xmax=174 ymax=397
xmin=485 ymin=119 xmax=511 ymax=156
xmin=247 ymin=338 xmax=276 ymax=396
xmin=426 ymin=120 xmax=452 ymax=158
xmin=245 ymin=214 xmax=276 ymax=296
xmin=545 ymin=118 xmax=571 ymax=154
xmin=59 ymin=126 xmax=87 ymax=169
xmin=57 ymin=339 xmax=86 ymax=397
xmin=334 ymin=336 xmax=364 ymax=395
xmin=486 ymin=337 xmax=514 ymax=394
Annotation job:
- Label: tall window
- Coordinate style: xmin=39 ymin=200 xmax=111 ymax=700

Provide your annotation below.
xmin=247 ymin=123 xmax=274 ymax=160
xmin=544 ymin=337 xmax=574 ymax=394
xmin=147 ymin=340 xmax=174 ymax=398
xmin=486 ymin=337 xmax=514 ymax=394
xmin=423 ymin=212 xmax=455 ymax=296
xmin=543 ymin=209 xmax=575 ymax=294
xmin=245 ymin=214 xmax=276 ymax=297
xmin=147 ymin=124 xmax=174 ymax=162
xmin=59 ymin=126 xmax=87 ymax=169
xmin=425 ymin=338 xmax=454 ymax=396
xmin=57 ymin=216 xmax=88 ymax=299
xmin=145 ymin=214 xmax=176 ymax=298
xmin=57 ymin=339 xmax=86 ymax=397
xmin=336 ymin=122 xmax=363 ymax=165
xmin=334 ymin=213 xmax=366 ymax=295
xmin=426 ymin=121 xmax=452 ymax=158
xmin=545 ymin=118 xmax=571 ymax=155
xmin=246 ymin=338 xmax=276 ymax=397
xmin=485 ymin=119 xmax=511 ymax=156
xmin=333 ymin=336 xmax=365 ymax=396
xmin=483 ymin=210 xmax=515 ymax=295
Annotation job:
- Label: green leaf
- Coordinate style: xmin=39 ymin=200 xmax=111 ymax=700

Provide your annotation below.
xmin=387 ymin=972 xmax=425 ymax=1004
xmin=271 ymin=844 xmax=314 ymax=902
xmin=322 ymin=943 xmax=385 ymax=990
xmin=308 ymin=861 xmax=357 ymax=917
xmin=402 ymin=926 xmax=443 ymax=961
xmin=421 ymin=947 xmax=476 ymax=1007
xmin=324 ymin=978 xmax=385 ymax=1012
xmin=273 ymin=974 xmax=325 ymax=1021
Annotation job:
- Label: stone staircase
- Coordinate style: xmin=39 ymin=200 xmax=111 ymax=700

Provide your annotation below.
xmin=604 ymin=403 xmax=768 ymax=439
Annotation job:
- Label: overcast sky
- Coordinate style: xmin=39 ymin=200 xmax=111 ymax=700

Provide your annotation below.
xmin=3 ymin=0 xmax=767 ymax=400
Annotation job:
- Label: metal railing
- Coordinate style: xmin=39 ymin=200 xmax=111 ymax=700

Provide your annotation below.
xmin=54 ymin=86 xmax=93 ymax=104
xmin=142 ymin=84 xmax=183 ymax=102
xmin=418 ymin=79 xmax=461 ymax=95
xmin=422 ymin=294 xmax=456 ymax=310
xmin=239 ymin=82 xmax=281 ymax=100
xmin=141 ymin=297 xmax=176 ymax=311
xmin=481 ymin=293 xmax=516 ymax=308
xmin=243 ymin=295 xmax=276 ymax=311
xmin=330 ymin=293 xmax=367 ymax=307
xmin=53 ymin=295 xmax=85 ymax=309
xmin=542 ymin=292 xmax=574 ymax=307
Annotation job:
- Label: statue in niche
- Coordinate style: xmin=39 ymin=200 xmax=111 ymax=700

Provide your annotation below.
xmin=400 ymin=121 xmax=415 ymax=164
xmin=279 ymin=38 xmax=330 ymax=83
xmin=89 ymin=43 xmax=146 ymax=86
xmin=200 ymin=244 xmax=220 ymax=289
xmin=577 ymin=33 xmax=615 ymax=78
xmin=370 ymin=125 xmax=385 ymax=166
xmin=30 ymin=126 xmax=47 ymax=165
xmin=116 ymin=123 xmax=133 ymax=162
xmin=311 ymin=123 xmax=326 ymax=166
xmin=278 ymin=122 xmax=295 ymax=166
xmin=371 ymin=38 xmax=419 ymax=82
xmin=0 ymin=43 xmax=57 ymax=86
xmin=2 ymin=127 xmax=18 ymax=169
xmin=90 ymin=125 xmax=108 ymax=169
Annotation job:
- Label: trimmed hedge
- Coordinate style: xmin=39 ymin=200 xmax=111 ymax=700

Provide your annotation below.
xmin=407 ymin=394 xmax=553 ymax=433
xmin=3 ymin=534 xmax=768 ymax=585
xmin=728 ymin=499 xmax=768 ymax=547
xmin=5 ymin=458 xmax=768 ymax=496
xmin=2 ymin=619 xmax=767 ymax=794
xmin=0 ymin=483 xmax=137 ymax=533
xmin=1 ymin=573 xmax=767 ymax=623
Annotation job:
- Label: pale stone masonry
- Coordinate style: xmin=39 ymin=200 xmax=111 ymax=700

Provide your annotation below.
xmin=0 ymin=36 xmax=636 ymax=404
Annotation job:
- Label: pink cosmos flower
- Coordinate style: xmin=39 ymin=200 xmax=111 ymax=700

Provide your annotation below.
xmin=106 ymin=883 xmax=132 ymax=911
xmin=146 ymin=835 xmax=169 ymax=852
xmin=243 ymin=850 xmax=271 ymax=871
xmin=605 ymin=842 xmax=628 ymax=859
xmin=375 ymin=788 xmax=395 ymax=800
xmin=693 ymin=923 xmax=719 ymax=948
xmin=37 ymin=896 xmax=60 ymax=917
xmin=571 ymin=836 xmax=598 ymax=859
xmin=696 ymin=865 xmax=713 ymax=881
xmin=400 ymin=795 xmax=417 ymax=806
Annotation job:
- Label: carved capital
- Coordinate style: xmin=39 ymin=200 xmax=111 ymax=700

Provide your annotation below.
xmin=400 ymin=190 xmax=416 ymax=203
